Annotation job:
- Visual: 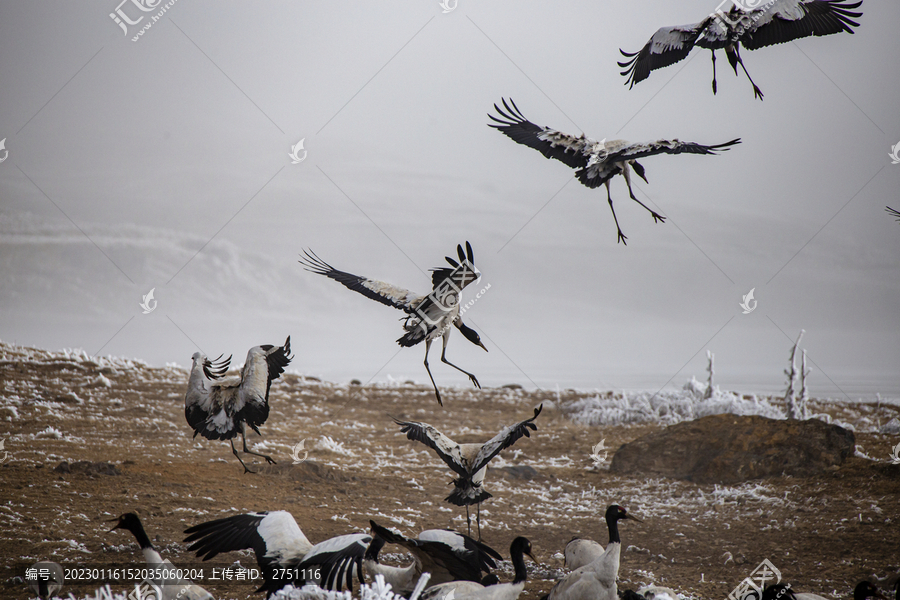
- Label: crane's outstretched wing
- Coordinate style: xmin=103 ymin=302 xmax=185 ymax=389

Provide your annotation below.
xmin=741 ymin=0 xmax=862 ymax=50
xmin=262 ymin=336 xmax=292 ymax=393
xmin=417 ymin=529 xmax=503 ymax=571
xmin=295 ymin=533 xmax=370 ymax=592
xmin=471 ymin=404 xmax=543 ymax=474
xmin=619 ymin=21 xmax=708 ymax=88
xmin=488 ymin=98 xmax=592 ymax=170
xmin=183 ymin=511 xmax=309 ymax=571
xmin=391 ymin=416 xmax=469 ymax=478
xmin=370 ymin=522 xmax=495 ymax=584
xmin=604 ymin=138 xmax=741 ymax=163
xmin=300 ymin=249 xmax=420 ymax=313
xmin=186 ymin=353 xmax=231 ymax=432
xmin=431 ymin=242 xmax=479 ymax=289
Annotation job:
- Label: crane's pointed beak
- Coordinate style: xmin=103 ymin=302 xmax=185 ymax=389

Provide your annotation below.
xmin=624 ymin=513 xmax=643 ymax=523
xmin=525 ymin=550 xmax=536 ymax=563
xmin=107 ymin=517 xmax=123 ymax=532
xmin=478 ymin=341 xmax=488 ymax=352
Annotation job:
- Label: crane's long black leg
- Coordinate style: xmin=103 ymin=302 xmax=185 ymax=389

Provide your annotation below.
xmin=440 ymin=346 xmax=481 ymax=390
xmin=241 ymin=426 xmax=276 ymax=465
xmin=423 ymin=339 xmax=443 ymax=406
xmin=625 ymin=170 xmax=666 ymax=224
xmin=606 ymin=182 xmax=627 ymax=245
xmin=230 ymin=439 xmax=254 ymax=474
xmin=466 ymin=505 xmax=471 ymax=537
xmin=711 ymin=50 xmax=718 ymax=95
xmin=476 ymin=503 xmax=482 ymax=541
xmin=735 ymin=48 xmax=764 ymax=100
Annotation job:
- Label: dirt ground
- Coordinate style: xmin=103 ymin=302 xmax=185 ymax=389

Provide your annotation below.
xmin=1 ymin=343 xmax=898 ymax=600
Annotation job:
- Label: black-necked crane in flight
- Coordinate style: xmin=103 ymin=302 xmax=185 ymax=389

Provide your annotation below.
xmin=184 ymin=339 xmax=292 ymax=473
xmin=299 ymin=243 xmax=486 ymax=406
xmin=392 ymin=404 xmax=542 ymax=539
xmin=619 ymin=0 xmax=863 ymax=100
xmin=489 ymin=98 xmax=740 ymax=244
xmin=886 ymin=206 xmax=900 ymax=223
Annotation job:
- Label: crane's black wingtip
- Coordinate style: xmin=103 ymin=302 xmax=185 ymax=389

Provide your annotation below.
xmin=715 ymin=138 xmax=742 ymax=152
xmin=298 ymin=248 xmax=335 ymax=273
xmin=392 ymin=413 xmax=422 ymax=428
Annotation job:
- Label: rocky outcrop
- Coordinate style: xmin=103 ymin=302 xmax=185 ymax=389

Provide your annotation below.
xmin=610 ymin=414 xmax=855 ymax=484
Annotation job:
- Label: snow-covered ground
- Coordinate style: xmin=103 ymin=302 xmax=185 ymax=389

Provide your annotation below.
xmin=2 ymin=340 xmax=898 ymax=600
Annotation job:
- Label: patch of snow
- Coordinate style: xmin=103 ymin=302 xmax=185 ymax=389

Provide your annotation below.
xmin=315 ymin=436 xmax=356 ymax=457
xmin=879 ymin=417 xmax=900 ymax=435
xmin=34 ymin=426 xmax=64 ymax=440
xmin=561 ymin=381 xmax=786 ymax=427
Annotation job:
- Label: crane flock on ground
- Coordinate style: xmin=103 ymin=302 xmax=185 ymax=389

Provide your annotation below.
xmin=25 ymin=1 xmax=889 ymax=599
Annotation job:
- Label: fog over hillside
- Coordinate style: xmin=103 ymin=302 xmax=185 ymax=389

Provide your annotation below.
xmin=1 ymin=1 xmax=898 ymax=398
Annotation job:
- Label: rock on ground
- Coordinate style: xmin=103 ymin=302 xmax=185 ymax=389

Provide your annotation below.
xmin=610 ymin=414 xmax=855 ymax=484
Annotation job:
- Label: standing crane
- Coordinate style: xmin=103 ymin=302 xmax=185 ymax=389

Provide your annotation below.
xmin=109 ymin=513 xmax=213 ymax=600
xmin=543 ymin=505 xmax=641 ymax=600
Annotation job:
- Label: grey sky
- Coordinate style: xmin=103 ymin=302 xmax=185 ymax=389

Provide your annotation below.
xmin=1 ymin=0 xmax=898 ymax=398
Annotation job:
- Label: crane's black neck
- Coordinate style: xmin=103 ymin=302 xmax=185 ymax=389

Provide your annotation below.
xmin=509 ymin=538 xmax=531 ymax=584
xmin=762 ymin=584 xmax=796 ymax=600
xmin=853 ymin=582 xmax=880 ymax=600
xmin=606 ymin=511 xmax=624 ymax=545
xmin=511 ymin=548 xmax=528 ymax=584
xmin=457 ymin=322 xmax=481 ymax=346
xmin=126 ymin=519 xmax=153 ymax=550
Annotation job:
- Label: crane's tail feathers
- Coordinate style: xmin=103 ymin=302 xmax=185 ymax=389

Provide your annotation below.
xmin=397 ymin=328 xmax=425 ymax=348
xmin=576 ymin=168 xmax=613 ymax=189
xmin=446 ymin=484 xmax=492 ymax=506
